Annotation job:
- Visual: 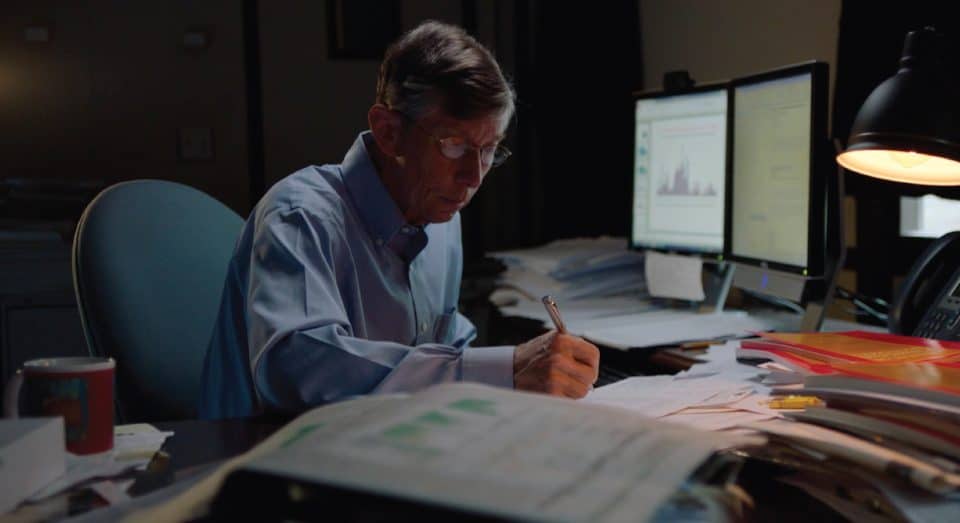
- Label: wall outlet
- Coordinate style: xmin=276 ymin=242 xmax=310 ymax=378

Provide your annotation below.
xmin=178 ymin=127 xmax=214 ymax=160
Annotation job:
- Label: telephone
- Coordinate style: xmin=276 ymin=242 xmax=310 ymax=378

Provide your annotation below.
xmin=888 ymin=231 xmax=960 ymax=338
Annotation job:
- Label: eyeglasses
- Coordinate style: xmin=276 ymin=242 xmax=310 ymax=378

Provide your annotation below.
xmin=403 ymin=115 xmax=512 ymax=168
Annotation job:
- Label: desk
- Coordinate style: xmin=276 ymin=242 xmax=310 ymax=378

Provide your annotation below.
xmin=151 ymin=417 xmax=284 ymax=481
xmin=2 ymin=418 xmax=285 ymax=522
xmin=12 ymin=312 xmax=885 ymax=521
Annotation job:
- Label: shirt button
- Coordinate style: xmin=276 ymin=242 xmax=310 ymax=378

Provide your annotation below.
xmin=421 ymin=321 xmax=428 ymax=333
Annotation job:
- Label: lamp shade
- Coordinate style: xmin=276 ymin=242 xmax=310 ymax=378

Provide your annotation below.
xmin=836 ymin=28 xmax=960 ymax=185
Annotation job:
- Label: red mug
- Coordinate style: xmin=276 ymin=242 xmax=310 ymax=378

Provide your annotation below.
xmin=3 ymin=357 xmax=115 ymax=455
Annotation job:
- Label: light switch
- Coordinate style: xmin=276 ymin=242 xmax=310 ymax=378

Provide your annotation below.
xmin=24 ymin=26 xmax=50 ymax=43
xmin=183 ymin=31 xmax=208 ymax=49
xmin=178 ymin=127 xmax=214 ymax=160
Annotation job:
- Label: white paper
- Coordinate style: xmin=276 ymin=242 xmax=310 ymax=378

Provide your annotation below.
xmin=89 ymin=479 xmax=134 ymax=505
xmin=114 ymin=424 xmax=175 ymax=470
xmin=665 ymin=409 xmax=776 ymax=432
xmin=490 ymin=237 xmax=648 ymax=302
xmin=499 ymin=295 xmax=659 ymax=329
xmin=27 ymin=424 xmax=174 ymax=502
xmin=644 ymin=251 xmax=705 ymax=301
xmin=240 ymin=384 xmax=749 ymax=523
xmin=490 ymin=236 xmax=635 ymax=277
xmin=582 ymin=376 xmax=686 ymax=417
xmin=674 ymin=340 xmax=771 ymax=382
xmin=583 ymin=374 xmax=756 ymax=419
xmin=596 ymin=341 xmax=784 ymax=431
xmin=497 ymin=264 xmax=647 ymax=302
xmin=583 ymin=311 xmax=774 ymax=350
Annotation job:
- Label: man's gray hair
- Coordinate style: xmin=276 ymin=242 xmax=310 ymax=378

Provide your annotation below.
xmin=376 ymin=20 xmax=515 ymax=122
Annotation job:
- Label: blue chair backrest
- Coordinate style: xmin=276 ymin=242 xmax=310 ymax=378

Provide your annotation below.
xmin=72 ymin=180 xmax=243 ymax=421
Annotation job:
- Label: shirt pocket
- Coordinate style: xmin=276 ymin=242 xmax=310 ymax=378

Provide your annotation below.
xmin=432 ymin=307 xmax=457 ymax=344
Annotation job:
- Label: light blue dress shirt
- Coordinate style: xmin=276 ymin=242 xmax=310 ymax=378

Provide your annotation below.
xmin=199 ymin=132 xmax=514 ymax=419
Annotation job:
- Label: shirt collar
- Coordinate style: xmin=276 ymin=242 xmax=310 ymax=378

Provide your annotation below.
xmin=342 ymin=132 xmax=428 ymax=261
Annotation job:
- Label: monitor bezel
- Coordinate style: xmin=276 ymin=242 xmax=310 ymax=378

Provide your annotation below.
xmin=629 ymin=81 xmax=730 ymax=258
xmin=723 ymin=61 xmax=830 ymax=278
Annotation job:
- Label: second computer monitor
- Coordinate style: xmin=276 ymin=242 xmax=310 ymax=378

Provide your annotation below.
xmin=631 ymin=84 xmax=728 ymax=257
xmin=724 ymin=61 xmax=830 ymax=304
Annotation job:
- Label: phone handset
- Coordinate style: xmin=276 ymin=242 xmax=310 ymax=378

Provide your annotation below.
xmin=889 ymin=231 xmax=960 ymax=337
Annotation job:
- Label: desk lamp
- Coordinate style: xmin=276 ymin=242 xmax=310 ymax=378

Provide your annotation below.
xmin=838 ymin=27 xmax=960 ymax=335
xmin=836 ymin=28 xmax=960 ymax=185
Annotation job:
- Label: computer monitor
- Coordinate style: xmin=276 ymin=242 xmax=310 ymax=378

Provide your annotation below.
xmin=630 ymin=84 xmax=728 ymax=258
xmin=724 ymin=61 xmax=835 ymax=319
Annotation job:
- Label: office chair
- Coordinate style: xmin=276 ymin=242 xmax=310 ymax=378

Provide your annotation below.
xmin=72 ymin=180 xmax=243 ymax=422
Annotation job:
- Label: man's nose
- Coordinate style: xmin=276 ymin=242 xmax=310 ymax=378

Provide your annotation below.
xmin=458 ymin=149 xmax=485 ymax=188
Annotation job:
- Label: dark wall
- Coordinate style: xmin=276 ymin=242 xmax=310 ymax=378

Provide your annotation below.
xmin=0 ymin=0 xmax=251 ymax=214
xmin=834 ymin=0 xmax=960 ymax=299
xmin=461 ymin=1 xmax=642 ymax=261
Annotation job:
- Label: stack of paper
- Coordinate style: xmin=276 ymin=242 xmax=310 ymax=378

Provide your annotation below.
xmin=731 ymin=330 xmax=960 ymax=517
xmin=585 ymin=340 xmax=782 ymax=431
xmin=25 ymin=424 xmax=174 ymax=504
xmin=0 ymin=418 xmax=66 ymax=515
xmin=582 ymin=310 xmax=774 ymax=350
xmin=489 ymin=236 xmax=647 ymax=302
xmin=490 ymin=236 xmax=778 ymax=350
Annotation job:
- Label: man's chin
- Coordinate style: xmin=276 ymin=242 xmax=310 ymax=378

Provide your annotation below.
xmin=427 ymin=208 xmax=460 ymax=223
xmin=431 ymin=211 xmax=458 ymax=223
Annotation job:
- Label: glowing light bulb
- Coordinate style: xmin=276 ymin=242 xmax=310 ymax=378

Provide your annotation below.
xmin=889 ymin=150 xmax=930 ymax=168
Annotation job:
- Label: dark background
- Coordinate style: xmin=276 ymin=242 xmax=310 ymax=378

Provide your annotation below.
xmin=2 ymin=0 xmax=960 ymax=380
xmin=832 ymin=1 xmax=960 ymax=300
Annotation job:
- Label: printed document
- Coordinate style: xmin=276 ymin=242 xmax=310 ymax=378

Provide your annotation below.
xmin=237 ymin=384 xmax=750 ymax=523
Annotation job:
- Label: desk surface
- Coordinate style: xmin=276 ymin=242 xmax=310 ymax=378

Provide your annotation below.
xmin=153 ymin=417 xmax=284 ymax=479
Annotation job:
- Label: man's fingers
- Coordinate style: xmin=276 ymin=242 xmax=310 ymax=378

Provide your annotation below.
xmin=548 ymin=335 xmax=600 ymax=381
xmin=515 ymin=332 xmax=601 ymax=399
xmin=561 ymin=373 xmax=592 ymax=399
xmin=543 ymin=352 xmax=597 ymax=390
xmin=550 ymin=335 xmax=600 ymax=365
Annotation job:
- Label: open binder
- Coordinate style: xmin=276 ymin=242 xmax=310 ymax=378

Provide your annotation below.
xmin=128 ymin=383 xmax=755 ymax=522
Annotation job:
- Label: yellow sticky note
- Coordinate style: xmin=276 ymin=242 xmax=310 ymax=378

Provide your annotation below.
xmin=766 ymin=395 xmax=823 ymax=410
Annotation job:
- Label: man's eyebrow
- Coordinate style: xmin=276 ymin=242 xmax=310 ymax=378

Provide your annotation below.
xmin=435 ymin=126 xmax=505 ymax=145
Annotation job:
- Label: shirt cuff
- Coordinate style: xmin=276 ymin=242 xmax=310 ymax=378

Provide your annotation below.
xmin=462 ymin=345 xmax=515 ymax=389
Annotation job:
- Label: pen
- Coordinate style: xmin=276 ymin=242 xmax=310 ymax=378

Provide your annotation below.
xmin=541 ymin=295 xmax=567 ymax=333
xmin=542 ymin=295 xmax=595 ymax=392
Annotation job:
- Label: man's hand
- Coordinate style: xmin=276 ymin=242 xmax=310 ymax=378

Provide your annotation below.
xmin=514 ymin=331 xmax=600 ymax=399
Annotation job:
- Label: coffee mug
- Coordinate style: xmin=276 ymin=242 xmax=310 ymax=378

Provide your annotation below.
xmin=3 ymin=357 xmax=115 ymax=455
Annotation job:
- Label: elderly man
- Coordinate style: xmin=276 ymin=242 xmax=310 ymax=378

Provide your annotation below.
xmin=200 ymin=20 xmax=599 ymax=419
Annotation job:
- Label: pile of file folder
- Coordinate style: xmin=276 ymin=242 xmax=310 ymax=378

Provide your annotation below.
xmin=736 ymin=330 xmax=960 ymax=519
xmin=487 ymin=236 xmax=777 ymax=351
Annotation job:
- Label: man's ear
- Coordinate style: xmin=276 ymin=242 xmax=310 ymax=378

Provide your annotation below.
xmin=368 ymin=105 xmax=405 ymax=158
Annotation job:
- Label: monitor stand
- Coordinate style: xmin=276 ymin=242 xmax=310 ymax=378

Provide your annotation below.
xmin=699 ymin=262 xmax=735 ymax=313
xmin=803 ymin=140 xmax=848 ymax=332
xmin=799 ymin=303 xmax=826 ymax=332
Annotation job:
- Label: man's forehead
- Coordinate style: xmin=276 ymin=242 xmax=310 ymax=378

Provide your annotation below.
xmin=423 ymin=110 xmax=510 ymax=138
